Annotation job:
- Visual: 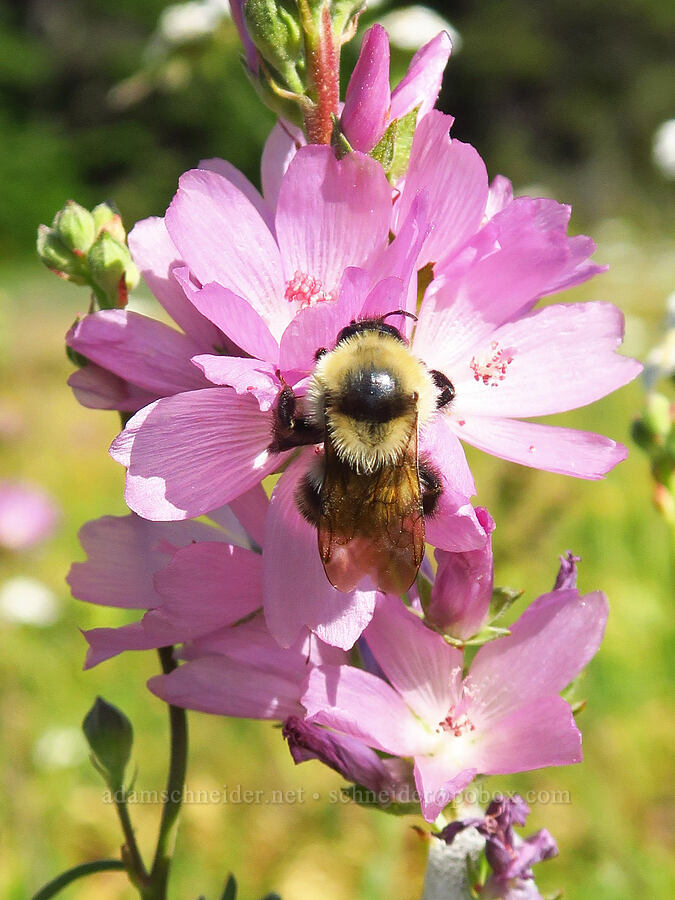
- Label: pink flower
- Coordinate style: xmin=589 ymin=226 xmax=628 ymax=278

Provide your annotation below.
xmin=0 ymin=481 xmax=60 ymax=550
xmin=407 ymin=191 xmax=642 ymax=476
xmin=303 ymin=588 xmax=608 ymax=822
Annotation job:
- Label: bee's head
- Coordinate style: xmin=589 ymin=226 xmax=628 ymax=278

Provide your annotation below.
xmin=334 ymin=310 xmax=418 ymax=348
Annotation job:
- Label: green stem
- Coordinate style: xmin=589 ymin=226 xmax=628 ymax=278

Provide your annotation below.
xmin=31 ymin=860 xmax=126 ymax=900
xmin=142 ymin=646 xmax=188 ymax=900
xmin=112 ymin=785 xmax=149 ymax=889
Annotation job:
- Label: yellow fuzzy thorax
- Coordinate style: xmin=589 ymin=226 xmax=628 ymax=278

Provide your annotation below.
xmin=306 ymin=330 xmax=437 ymax=472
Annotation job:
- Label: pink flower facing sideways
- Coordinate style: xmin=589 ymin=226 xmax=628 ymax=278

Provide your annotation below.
xmin=303 ymin=587 xmax=608 ymax=822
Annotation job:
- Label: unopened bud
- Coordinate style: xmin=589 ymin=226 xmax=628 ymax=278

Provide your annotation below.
xmin=52 ymin=200 xmax=96 ymax=254
xmin=244 ymin=0 xmax=304 ymax=92
xmin=36 ymin=224 xmax=88 ymax=284
xmin=87 ymin=231 xmax=140 ymax=309
xmin=83 ymin=696 xmax=133 ymax=787
xmin=92 ymin=202 xmax=126 ymax=243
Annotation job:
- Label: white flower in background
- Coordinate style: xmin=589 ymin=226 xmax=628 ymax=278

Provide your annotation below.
xmin=159 ymin=0 xmax=230 ymax=45
xmin=377 ymin=6 xmax=462 ymax=52
xmin=652 ymin=119 xmax=675 ymax=180
xmin=643 ymin=291 xmax=675 ymax=389
xmin=0 ymin=576 xmax=60 ymax=626
xmin=33 ymin=727 xmax=88 ymax=771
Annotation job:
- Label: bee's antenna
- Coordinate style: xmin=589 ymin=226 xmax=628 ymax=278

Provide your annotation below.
xmin=379 ymin=310 xmax=418 ymax=324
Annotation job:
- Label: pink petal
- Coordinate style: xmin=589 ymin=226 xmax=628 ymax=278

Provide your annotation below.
xmin=83 ymin=622 xmax=157 ymax=669
xmin=413 ymin=197 xmax=603 ymax=369
xmin=449 ymin=416 xmax=628 ymax=479
xmin=261 ymin=119 xmax=304 ymax=211
xmin=192 ymin=355 xmax=280 ymax=410
xmin=262 ymin=452 xmax=376 ymax=649
xmin=148 ymin=541 xmax=262 ymax=642
xmin=275 ymin=146 xmax=392 ymax=295
xmin=277 ymin=273 xmax=366 ymax=375
xmin=425 ymin=486 xmax=488 ymax=553
xmin=174 ymin=272 xmax=280 ymax=362
xmin=341 ymin=25 xmax=391 ymax=152
xmin=468 ymin=588 xmax=608 ymax=721
xmin=67 ymin=364 xmax=157 ymax=412
xmin=420 ymin=413 xmax=476 ymax=497
xmin=428 ymin=507 xmax=495 ymax=640
xmin=110 ymin=389 xmax=284 ymax=520
xmin=67 ymin=514 xmax=228 ymax=609
xmin=396 ymin=111 xmax=488 ymax=268
xmin=185 ymin=613 xmax=347 ymax=673
xmin=413 ymin=757 xmax=477 ymax=822
xmin=451 ymin=302 xmax=642 ymax=418
xmin=149 ymin=655 xmax=303 ymax=719
xmin=303 ymin=665 xmax=431 ymax=756
xmin=67 ymin=310 xmax=209 ymax=395
xmin=199 ymin=156 xmax=274 ymax=232
xmin=165 ymin=168 xmax=288 ymax=337
xmin=389 ymin=31 xmax=452 ymax=122
xmin=484 ymin=174 xmax=513 ymax=220
xmin=361 ymin=193 xmax=431 ymax=331
xmin=226 ymin=483 xmax=269 ymax=548
xmin=469 ymin=696 xmax=583 ymax=774
xmin=128 ymin=216 xmax=224 ymax=348
xmin=364 ymin=595 xmax=463 ymax=724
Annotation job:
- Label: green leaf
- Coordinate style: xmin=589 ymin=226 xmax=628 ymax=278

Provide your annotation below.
xmin=388 ymin=107 xmax=418 ymax=183
xmin=488 ymin=586 xmax=524 ymax=623
xmin=370 ymin=119 xmax=397 ymax=172
xmin=342 ymin=785 xmax=419 ymax=817
xmin=444 ymin=625 xmax=511 ymax=648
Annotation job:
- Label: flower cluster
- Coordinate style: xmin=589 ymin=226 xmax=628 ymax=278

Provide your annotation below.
xmin=56 ymin=18 xmax=639 ymax=893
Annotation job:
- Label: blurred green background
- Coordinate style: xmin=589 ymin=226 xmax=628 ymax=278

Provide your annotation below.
xmin=0 ymin=1 xmax=673 ymax=898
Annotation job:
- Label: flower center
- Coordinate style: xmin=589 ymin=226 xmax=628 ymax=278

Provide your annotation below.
xmin=284 ymin=271 xmax=335 ymax=309
xmin=470 ymin=340 xmax=514 ymax=387
xmin=438 ymin=710 xmax=475 ymax=737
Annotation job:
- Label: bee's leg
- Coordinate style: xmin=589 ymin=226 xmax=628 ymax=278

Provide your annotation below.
xmin=269 ymin=385 xmax=323 ymax=453
xmin=294 ymin=470 xmax=322 ymax=527
xmin=419 ymin=459 xmax=443 ymax=516
xmin=429 ymin=370 xmax=455 ymax=409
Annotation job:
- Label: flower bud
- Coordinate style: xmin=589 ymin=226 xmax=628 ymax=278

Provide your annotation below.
xmin=92 ymin=202 xmax=126 ymax=243
xmin=427 ymin=507 xmax=495 ymax=641
xmin=82 ymin=696 xmax=133 ymax=787
xmin=37 ymin=224 xmax=91 ymax=285
xmin=244 ymin=0 xmax=303 ymax=92
xmin=52 ymin=200 xmax=96 ymax=254
xmin=87 ymin=231 xmax=140 ymax=309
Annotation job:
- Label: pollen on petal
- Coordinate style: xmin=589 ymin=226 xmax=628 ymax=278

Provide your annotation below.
xmin=470 ymin=341 xmax=515 ymax=387
xmin=284 ymin=271 xmax=335 ymax=309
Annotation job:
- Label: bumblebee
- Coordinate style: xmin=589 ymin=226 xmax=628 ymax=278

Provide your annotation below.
xmin=270 ymin=314 xmax=455 ymax=593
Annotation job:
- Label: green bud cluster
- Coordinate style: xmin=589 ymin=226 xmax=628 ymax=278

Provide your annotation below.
xmin=37 ymin=200 xmax=139 ymax=310
xmin=242 ymin=0 xmax=363 ymax=140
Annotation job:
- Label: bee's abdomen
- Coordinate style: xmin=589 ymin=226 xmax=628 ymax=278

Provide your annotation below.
xmin=335 ymin=368 xmax=412 ymax=423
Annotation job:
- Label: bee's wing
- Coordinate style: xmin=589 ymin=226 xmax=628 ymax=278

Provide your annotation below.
xmin=318 ymin=419 xmax=425 ymax=594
